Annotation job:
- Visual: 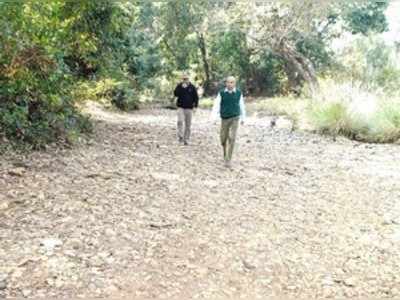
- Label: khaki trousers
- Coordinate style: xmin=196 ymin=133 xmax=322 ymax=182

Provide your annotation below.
xmin=177 ymin=108 xmax=193 ymax=142
xmin=220 ymin=116 xmax=239 ymax=162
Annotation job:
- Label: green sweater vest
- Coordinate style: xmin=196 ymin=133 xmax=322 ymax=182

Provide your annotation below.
xmin=220 ymin=89 xmax=241 ymax=119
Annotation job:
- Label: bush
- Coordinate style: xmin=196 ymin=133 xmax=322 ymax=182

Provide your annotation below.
xmin=309 ymin=80 xmax=400 ymax=143
xmin=0 ymin=1 xmax=101 ymax=150
xmin=0 ymin=1 xmax=148 ymax=150
xmin=199 ymin=97 xmax=214 ymax=109
xmin=309 ymin=101 xmax=368 ymax=139
xmin=250 ymin=97 xmax=299 ymax=117
xmin=110 ymin=85 xmax=139 ymax=111
xmin=72 ymin=79 xmax=121 ymax=103
xmin=0 ymin=99 xmax=92 ymax=149
xmin=337 ymin=36 xmax=400 ymax=94
xmin=368 ymin=101 xmax=400 ymax=143
xmin=148 ymin=75 xmax=179 ymax=103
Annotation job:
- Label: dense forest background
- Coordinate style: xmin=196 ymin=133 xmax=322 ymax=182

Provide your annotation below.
xmin=1 ymin=0 xmax=399 ymax=150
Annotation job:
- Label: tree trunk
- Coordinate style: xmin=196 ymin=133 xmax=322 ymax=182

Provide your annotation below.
xmin=275 ymin=41 xmax=319 ymax=96
xmin=197 ymin=32 xmax=212 ymax=95
xmin=283 ymin=61 xmax=302 ymax=95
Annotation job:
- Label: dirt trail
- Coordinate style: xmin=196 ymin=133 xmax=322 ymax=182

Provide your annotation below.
xmin=1 ymin=104 xmax=399 ymax=299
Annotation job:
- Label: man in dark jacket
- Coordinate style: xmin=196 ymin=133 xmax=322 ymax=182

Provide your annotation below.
xmin=174 ymin=72 xmax=199 ymax=145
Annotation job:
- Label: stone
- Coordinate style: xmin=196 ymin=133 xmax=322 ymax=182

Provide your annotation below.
xmin=390 ymin=230 xmax=400 ymax=242
xmin=8 ymin=168 xmax=25 ymax=177
xmin=0 ymin=280 xmax=7 ymax=290
xmin=383 ymin=214 xmax=396 ymax=225
xmin=105 ymin=228 xmax=116 ymax=236
xmin=90 ymin=256 xmax=104 ymax=267
xmin=344 ymin=277 xmax=357 ymax=287
xmin=276 ymin=117 xmax=294 ymax=130
xmin=0 ymin=201 xmax=9 ymax=211
xmin=68 ymin=238 xmax=82 ymax=250
xmin=40 ymin=238 xmax=63 ymax=252
xmin=242 ymin=259 xmax=256 ymax=270
xmin=322 ymin=276 xmax=335 ymax=286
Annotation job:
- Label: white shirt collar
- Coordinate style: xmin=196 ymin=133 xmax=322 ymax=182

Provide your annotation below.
xmin=224 ymin=88 xmax=237 ymax=93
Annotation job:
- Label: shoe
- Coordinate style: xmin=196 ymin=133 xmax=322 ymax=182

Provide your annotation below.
xmin=224 ymin=160 xmax=232 ymax=169
xmin=184 ymin=141 xmax=189 ymax=146
xmin=178 ymin=137 xmax=184 ymax=143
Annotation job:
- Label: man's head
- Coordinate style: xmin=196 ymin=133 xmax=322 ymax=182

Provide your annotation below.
xmin=225 ymin=76 xmax=236 ymax=91
xmin=181 ymin=72 xmax=190 ymax=83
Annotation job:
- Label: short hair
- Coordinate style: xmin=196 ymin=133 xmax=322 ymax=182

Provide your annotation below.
xmin=226 ymin=76 xmax=236 ymax=82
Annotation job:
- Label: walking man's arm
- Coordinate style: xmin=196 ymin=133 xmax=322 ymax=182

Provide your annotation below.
xmin=211 ymin=92 xmax=221 ymax=122
xmin=174 ymin=84 xmax=181 ymax=97
xmin=193 ymin=86 xmax=199 ymax=110
xmin=239 ymin=94 xmax=246 ymax=124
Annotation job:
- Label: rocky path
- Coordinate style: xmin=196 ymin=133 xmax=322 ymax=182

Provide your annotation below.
xmin=1 ymin=104 xmax=399 ymax=299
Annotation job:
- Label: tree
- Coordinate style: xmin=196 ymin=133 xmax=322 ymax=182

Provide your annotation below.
xmin=0 ymin=0 xmax=144 ymax=146
xmin=227 ymin=0 xmax=389 ymax=95
xmin=157 ymin=0 xmax=225 ymax=94
xmin=344 ymin=0 xmax=389 ymax=35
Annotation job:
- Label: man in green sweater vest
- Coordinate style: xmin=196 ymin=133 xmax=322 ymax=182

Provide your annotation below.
xmin=211 ymin=76 xmax=246 ymax=168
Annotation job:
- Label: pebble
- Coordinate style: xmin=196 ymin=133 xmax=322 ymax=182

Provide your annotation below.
xmin=1 ymin=108 xmax=400 ymax=299
xmin=8 ymin=168 xmax=25 ymax=177
xmin=40 ymin=238 xmax=63 ymax=250
xmin=0 ymin=280 xmax=7 ymax=291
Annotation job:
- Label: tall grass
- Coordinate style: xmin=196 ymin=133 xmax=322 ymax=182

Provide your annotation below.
xmin=309 ymin=79 xmax=400 ymax=143
xmin=368 ymin=100 xmax=400 ymax=143
xmin=249 ymin=79 xmax=400 ymax=144
xmin=199 ymin=97 xmax=214 ymax=109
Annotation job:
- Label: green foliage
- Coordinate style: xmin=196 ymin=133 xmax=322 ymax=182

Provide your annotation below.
xmin=296 ymin=35 xmax=334 ymax=73
xmin=110 ymin=83 xmax=139 ymax=111
xmin=0 ymin=1 xmax=157 ymax=148
xmin=61 ymin=0 xmax=130 ymax=77
xmin=309 ymin=80 xmax=400 ymax=143
xmin=150 ymin=75 xmax=182 ymax=102
xmin=344 ymin=0 xmax=389 ymax=35
xmin=199 ymin=97 xmax=214 ymax=109
xmin=1 ymin=0 xmax=397 ymax=149
xmin=72 ymin=78 xmax=121 ymax=103
xmin=310 ymin=99 xmax=400 ymax=143
xmin=72 ymin=78 xmax=139 ymax=111
xmin=368 ymin=101 xmax=400 ymax=143
xmin=121 ymin=29 xmax=162 ymax=89
xmin=338 ymin=36 xmax=400 ymax=94
xmin=249 ymin=52 xmax=287 ymax=96
xmin=310 ymin=102 xmax=366 ymax=138
xmin=158 ymin=1 xmax=200 ymax=72
xmin=0 ymin=97 xmax=92 ymax=149
xmin=250 ymin=97 xmax=300 ymax=118
xmin=210 ymin=29 xmax=250 ymax=79
xmin=250 ymin=78 xmax=400 ymax=144
xmin=0 ymin=0 xmax=95 ymax=148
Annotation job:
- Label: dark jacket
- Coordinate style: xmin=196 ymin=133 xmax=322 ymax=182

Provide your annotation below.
xmin=174 ymin=83 xmax=199 ymax=109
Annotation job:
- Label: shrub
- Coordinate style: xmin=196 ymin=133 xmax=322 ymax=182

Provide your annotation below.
xmin=367 ymin=100 xmax=400 ymax=143
xmin=110 ymin=85 xmax=139 ymax=111
xmin=0 ymin=1 xmax=101 ymax=150
xmin=199 ymin=97 xmax=214 ymax=109
xmin=72 ymin=79 xmax=121 ymax=103
xmin=0 ymin=98 xmax=92 ymax=150
xmin=337 ymin=36 xmax=400 ymax=94
xmin=250 ymin=97 xmax=299 ymax=117
xmin=309 ymin=101 xmax=368 ymax=139
xmin=309 ymin=79 xmax=400 ymax=143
